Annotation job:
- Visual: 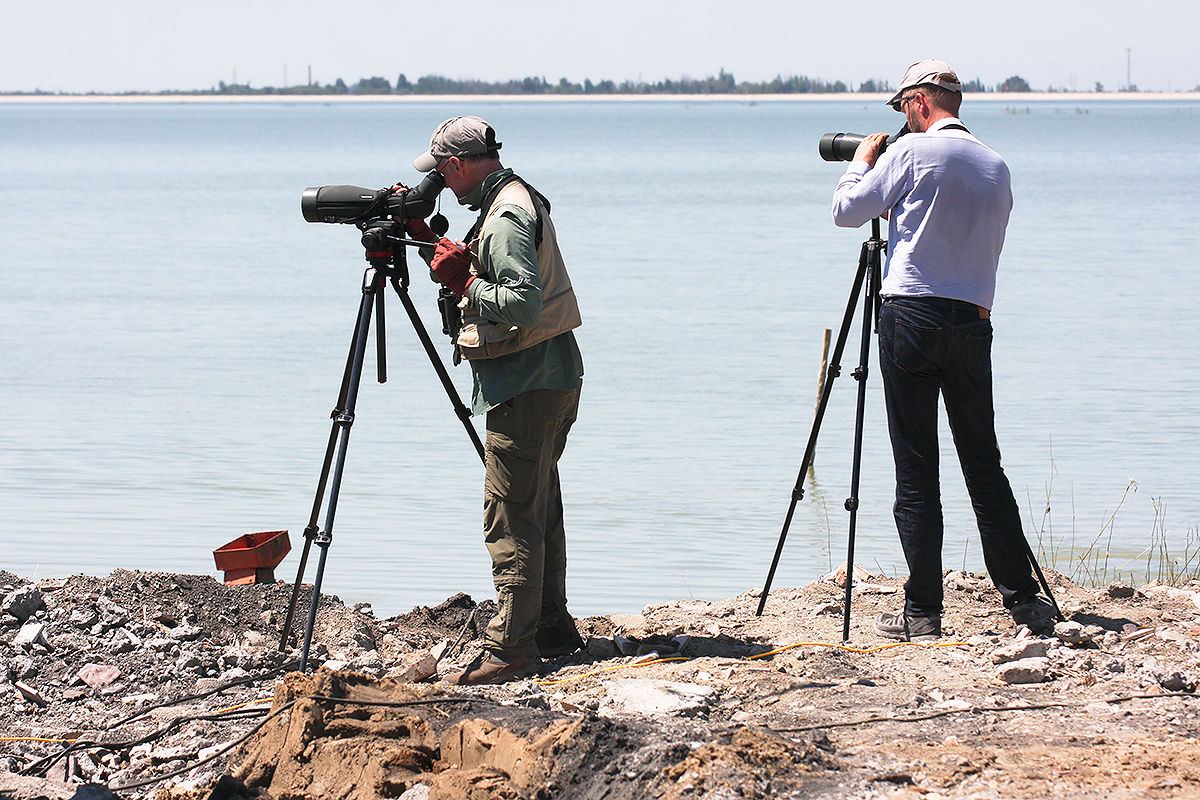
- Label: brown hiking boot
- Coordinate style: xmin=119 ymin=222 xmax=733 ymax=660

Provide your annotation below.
xmin=442 ymin=651 xmax=542 ymax=686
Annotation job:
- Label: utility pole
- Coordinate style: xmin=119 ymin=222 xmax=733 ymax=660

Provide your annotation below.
xmin=1126 ymin=48 xmax=1132 ymax=91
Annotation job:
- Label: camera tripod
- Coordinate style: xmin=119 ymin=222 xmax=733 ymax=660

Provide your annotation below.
xmin=755 ymin=219 xmax=1062 ymax=640
xmin=277 ymin=230 xmax=484 ymax=671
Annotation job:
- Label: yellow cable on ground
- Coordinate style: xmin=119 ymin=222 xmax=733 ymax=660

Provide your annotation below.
xmin=214 ymin=696 xmax=275 ymax=715
xmin=0 ymin=736 xmax=78 ymax=743
xmin=749 ymin=639 xmax=970 ymax=658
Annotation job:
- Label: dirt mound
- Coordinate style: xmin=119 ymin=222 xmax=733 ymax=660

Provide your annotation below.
xmin=233 ymin=670 xmax=444 ymax=799
xmin=382 ymin=593 xmax=495 ymax=656
xmin=660 ymin=726 xmax=834 ymax=799
xmin=222 ymin=668 xmax=745 ymax=800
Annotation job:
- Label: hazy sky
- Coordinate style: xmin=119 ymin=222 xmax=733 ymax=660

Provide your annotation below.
xmin=3 ymin=0 xmax=1197 ymax=94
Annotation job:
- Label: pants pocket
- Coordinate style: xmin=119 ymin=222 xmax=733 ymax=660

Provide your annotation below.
xmin=886 ymin=316 xmax=939 ymax=377
xmin=960 ymin=319 xmax=994 ymax=382
xmin=484 ymin=406 xmax=538 ymax=506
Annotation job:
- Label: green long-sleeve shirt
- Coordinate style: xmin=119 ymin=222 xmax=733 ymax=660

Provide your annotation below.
xmin=460 ymin=169 xmax=583 ymax=415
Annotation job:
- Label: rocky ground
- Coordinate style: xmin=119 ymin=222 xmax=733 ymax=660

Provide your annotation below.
xmin=2 ymin=566 xmax=1200 ymax=800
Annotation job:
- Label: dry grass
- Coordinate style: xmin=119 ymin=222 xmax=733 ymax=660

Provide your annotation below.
xmin=1026 ymin=455 xmax=1200 ymax=588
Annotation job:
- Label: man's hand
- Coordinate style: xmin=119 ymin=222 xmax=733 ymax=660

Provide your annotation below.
xmin=387 ymin=183 xmax=437 ymax=242
xmin=853 ymin=132 xmax=890 ymax=169
xmin=405 ymin=218 xmax=436 ymax=242
xmin=430 ymin=238 xmax=475 ymax=297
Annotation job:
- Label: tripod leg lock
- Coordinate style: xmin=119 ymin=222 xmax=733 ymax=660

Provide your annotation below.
xmin=852 ymin=366 xmax=868 ymax=381
xmin=332 ymin=410 xmax=355 ymax=426
xmin=844 ymin=498 xmax=859 ymax=511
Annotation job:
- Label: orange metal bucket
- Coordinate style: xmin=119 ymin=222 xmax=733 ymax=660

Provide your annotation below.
xmin=213 ymin=530 xmax=291 ymax=585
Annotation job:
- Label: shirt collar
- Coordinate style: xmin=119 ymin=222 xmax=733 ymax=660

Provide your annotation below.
xmin=462 ymin=167 xmax=514 ymax=210
xmin=927 ymin=117 xmax=964 ymax=133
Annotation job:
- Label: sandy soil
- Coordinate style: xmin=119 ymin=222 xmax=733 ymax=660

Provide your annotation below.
xmin=3 ymin=567 xmax=1200 ymax=799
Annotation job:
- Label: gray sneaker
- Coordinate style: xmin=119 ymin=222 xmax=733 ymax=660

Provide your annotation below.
xmin=1011 ymin=596 xmax=1057 ymax=634
xmin=875 ymin=611 xmax=941 ymax=642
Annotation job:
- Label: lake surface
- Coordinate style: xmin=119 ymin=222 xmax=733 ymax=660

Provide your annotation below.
xmin=3 ymin=97 xmax=1199 ymax=618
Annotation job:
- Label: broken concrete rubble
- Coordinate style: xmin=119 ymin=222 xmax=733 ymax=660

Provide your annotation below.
xmin=996 ymin=656 xmax=1052 ymax=684
xmin=2 ymin=568 xmax=1200 ymax=799
xmin=601 ymin=678 xmax=716 ymax=717
xmin=991 ymin=638 xmax=1052 ymax=664
xmin=75 ymin=664 xmax=122 ymax=689
xmin=12 ymin=622 xmax=47 ymax=649
xmin=2 ymin=586 xmax=46 ymax=624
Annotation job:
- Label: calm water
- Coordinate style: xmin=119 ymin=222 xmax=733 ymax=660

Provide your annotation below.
xmin=3 ymin=98 xmax=1199 ymax=618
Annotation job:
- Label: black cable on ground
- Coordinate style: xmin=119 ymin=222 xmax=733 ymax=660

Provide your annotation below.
xmin=439 ymin=608 xmax=478 ymax=665
xmin=107 ymin=659 xmax=300 ymax=728
xmin=21 ymin=662 xmax=298 ymax=778
xmin=20 ymin=705 xmax=273 ymax=777
xmin=108 ymin=700 xmax=297 ymax=792
xmin=768 ymin=690 xmax=1200 ymax=734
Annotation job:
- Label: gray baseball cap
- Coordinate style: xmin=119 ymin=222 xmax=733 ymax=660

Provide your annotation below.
xmin=887 ymin=59 xmax=962 ymax=109
xmin=412 ymin=116 xmax=502 ymax=172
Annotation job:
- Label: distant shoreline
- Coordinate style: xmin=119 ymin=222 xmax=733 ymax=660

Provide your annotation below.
xmin=2 ymin=92 xmax=1199 ymax=105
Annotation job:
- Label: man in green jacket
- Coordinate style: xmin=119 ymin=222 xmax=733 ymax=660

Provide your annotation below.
xmin=409 ymin=116 xmax=585 ymax=684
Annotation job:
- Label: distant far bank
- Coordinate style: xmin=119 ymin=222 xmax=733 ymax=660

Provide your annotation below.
xmin=3 ymin=92 xmax=1200 ymax=105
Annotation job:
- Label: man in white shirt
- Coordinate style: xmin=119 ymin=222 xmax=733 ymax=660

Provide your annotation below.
xmin=832 ymin=59 xmax=1054 ymax=641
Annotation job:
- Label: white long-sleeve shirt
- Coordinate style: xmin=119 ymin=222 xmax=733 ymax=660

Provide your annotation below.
xmin=831 ymin=118 xmax=1012 ymax=310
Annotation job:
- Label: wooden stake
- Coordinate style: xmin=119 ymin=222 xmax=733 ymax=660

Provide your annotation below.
xmin=812 ymin=328 xmax=832 ymax=465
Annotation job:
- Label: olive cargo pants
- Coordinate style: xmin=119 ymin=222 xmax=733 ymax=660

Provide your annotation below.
xmin=482 ymin=385 xmax=580 ymax=658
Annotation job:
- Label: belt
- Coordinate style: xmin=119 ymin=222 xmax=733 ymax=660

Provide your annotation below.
xmin=883 ymin=296 xmax=990 ymax=319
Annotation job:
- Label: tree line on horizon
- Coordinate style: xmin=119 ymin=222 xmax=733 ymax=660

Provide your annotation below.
xmin=211 ymin=70 xmax=1031 ymax=96
xmin=8 ymin=70 xmax=1066 ymax=97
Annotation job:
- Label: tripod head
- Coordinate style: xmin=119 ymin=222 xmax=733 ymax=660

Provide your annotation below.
xmin=359 ymin=214 xmax=450 ymax=254
xmin=355 ymin=215 xmax=463 ymax=362
xmin=300 ymin=169 xmax=466 ymax=368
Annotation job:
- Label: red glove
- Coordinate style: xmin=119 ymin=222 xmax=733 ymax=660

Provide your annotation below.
xmin=430 ymin=238 xmax=475 ymax=297
xmin=406 ymin=218 xmax=436 ymax=243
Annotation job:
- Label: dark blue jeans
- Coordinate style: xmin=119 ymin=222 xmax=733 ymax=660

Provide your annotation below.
xmin=877 ymin=297 xmax=1039 ymax=618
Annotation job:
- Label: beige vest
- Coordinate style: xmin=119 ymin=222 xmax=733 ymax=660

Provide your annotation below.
xmin=456 ymin=180 xmax=582 ymax=360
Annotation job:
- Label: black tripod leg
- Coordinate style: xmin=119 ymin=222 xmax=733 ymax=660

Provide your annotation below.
xmin=376 ymin=284 xmax=388 ymax=384
xmin=279 ymin=287 xmax=371 ymax=651
xmin=277 ymin=269 xmax=381 ymax=670
xmin=278 ymin=524 xmax=317 ymax=652
xmin=392 ymin=279 xmax=486 ymax=461
xmin=841 ymin=230 xmax=883 ymax=641
xmin=757 ymin=241 xmax=872 ymax=616
xmin=1025 ymin=538 xmax=1065 ymax=622
xmin=298 ymin=271 xmax=381 ymax=670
